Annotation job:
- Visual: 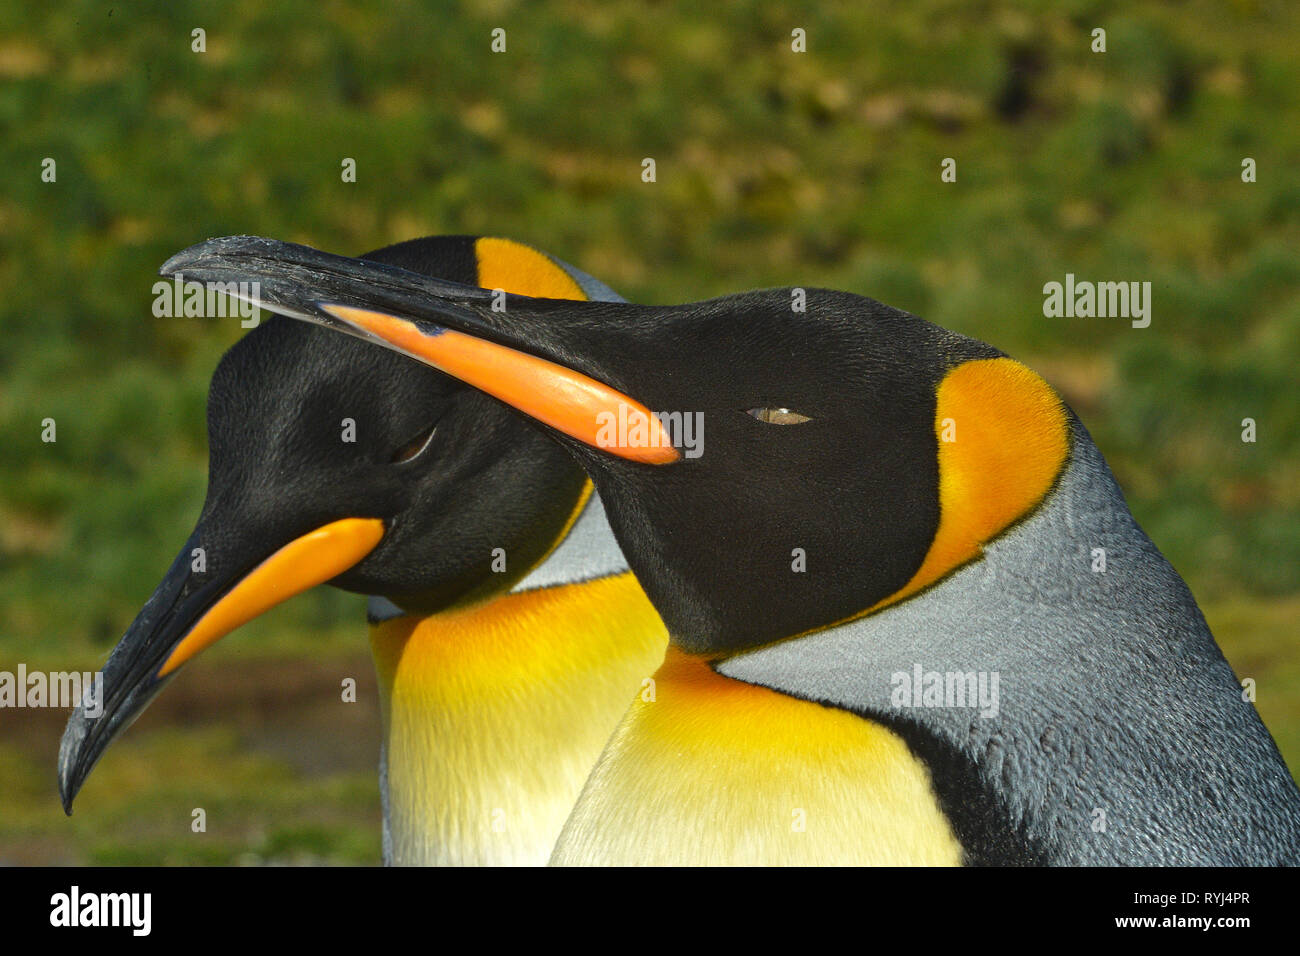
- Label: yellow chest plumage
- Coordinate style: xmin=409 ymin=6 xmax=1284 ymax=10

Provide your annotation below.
xmin=370 ymin=571 xmax=667 ymax=866
xmin=550 ymin=647 xmax=962 ymax=865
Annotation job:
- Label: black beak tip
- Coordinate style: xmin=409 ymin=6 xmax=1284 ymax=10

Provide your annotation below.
xmin=58 ymin=768 xmax=80 ymax=817
xmin=57 ymin=708 xmax=96 ymax=816
xmin=57 ymin=758 xmax=79 ymax=817
xmin=54 ymin=526 xmax=207 ymax=820
xmin=159 ymin=235 xmax=248 ymax=278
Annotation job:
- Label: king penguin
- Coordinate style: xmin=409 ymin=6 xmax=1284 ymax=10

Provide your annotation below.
xmin=57 ymin=236 xmax=668 ymax=866
xmin=162 ymin=235 xmax=1300 ymax=866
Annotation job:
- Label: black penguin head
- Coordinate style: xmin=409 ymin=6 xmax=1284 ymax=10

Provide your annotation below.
xmin=156 ymin=237 xmax=1072 ymax=657
xmin=58 ymin=236 xmax=603 ymax=811
xmin=202 ymin=312 xmax=580 ymax=612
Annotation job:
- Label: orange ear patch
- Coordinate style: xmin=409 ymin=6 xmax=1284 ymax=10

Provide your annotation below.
xmin=475 ymin=238 xmax=588 ymax=300
xmin=872 ymin=357 xmax=1069 ymax=612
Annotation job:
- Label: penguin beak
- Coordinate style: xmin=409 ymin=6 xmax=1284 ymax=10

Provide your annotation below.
xmin=159 ymin=237 xmax=680 ymax=464
xmin=319 ymin=305 xmax=679 ymax=464
xmin=58 ymin=516 xmax=383 ymax=813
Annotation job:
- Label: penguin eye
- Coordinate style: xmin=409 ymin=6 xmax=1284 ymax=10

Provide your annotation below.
xmin=746 ymin=407 xmax=813 ymax=425
xmin=390 ymin=424 xmax=437 ymax=464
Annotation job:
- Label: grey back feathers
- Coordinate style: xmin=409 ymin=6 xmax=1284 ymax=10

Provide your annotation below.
xmin=511 ymin=492 xmax=629 ymax=593
xmin=719 ymin=419 xmax=1300 ymax=865
xmin=548 ymin=257 xmax=626 ymax=305
xmin=367 ymin=595 xmax=407 ymax=624
xmin=378 ymin=740 xmax=392 ymax=865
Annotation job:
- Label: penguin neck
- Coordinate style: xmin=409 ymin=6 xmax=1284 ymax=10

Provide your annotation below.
xmin=506 ymin=486 xmax=628 ymax=593
xmin=369 ymin=490 xmax=667 ymax=865
xmin=718 ymin=421 xmax=1300 ymax=864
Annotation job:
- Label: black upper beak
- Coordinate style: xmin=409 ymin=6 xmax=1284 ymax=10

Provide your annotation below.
xmin=159 ymin=235 xmax=494 ymax=348
xmin=58 ymin=529 xmax=222 ymax=813
xmin=59 ymin=510 xmax=384 ymax=813
xmin=158 ymin=236 xmax=646 ymax=389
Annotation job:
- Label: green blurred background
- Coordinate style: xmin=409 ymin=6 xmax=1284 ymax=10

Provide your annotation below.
xmin=1 ymin=0 xmax=1296 ymax=863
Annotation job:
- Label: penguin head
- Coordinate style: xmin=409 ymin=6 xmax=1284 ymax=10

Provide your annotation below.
xmin=58 ymin=236 xmax=603 ymax=811
xmin=157 ymin=237 xmax=1072 ymax=658
xmin=201 ymin=311 xmax=580 ymax=613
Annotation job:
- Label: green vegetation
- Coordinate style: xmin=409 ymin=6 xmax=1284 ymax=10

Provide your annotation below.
xmin=0 ymin=1 xmax=1296 ymax=862
xmin=0 ymin=721 xmax=381 ymax=865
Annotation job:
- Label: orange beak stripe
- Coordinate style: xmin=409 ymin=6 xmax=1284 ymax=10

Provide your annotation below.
xmin=157 ymin=517 xmax=385 ymax=677
xmin=321 ymin=304 xmax=681 ymax=465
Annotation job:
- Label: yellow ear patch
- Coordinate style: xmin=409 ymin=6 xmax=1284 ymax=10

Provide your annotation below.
xmin=475 ymin=237 xmax=588 ymax=300
xmin=873 ymin=357 xmax=1069 ymax=613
